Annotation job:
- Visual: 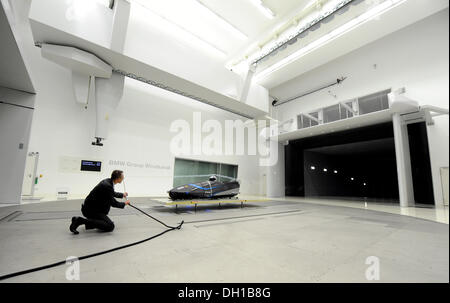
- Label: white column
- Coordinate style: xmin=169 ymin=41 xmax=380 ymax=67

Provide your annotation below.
xmin=239 ymin=64 xmax=256 ymax=103
xmin=392 ymin=113 xmax=415 ymax=207
xmin=266 ymin=142 xmax=285 ymax=198
xmin=110 ymin=0 xmax=130 ymax=53
xmin=0 ymin=87 xmax=35 ymax=204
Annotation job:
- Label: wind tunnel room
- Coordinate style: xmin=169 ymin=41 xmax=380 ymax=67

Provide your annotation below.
xmin=0 ymin=0 xmax=448 ymax=294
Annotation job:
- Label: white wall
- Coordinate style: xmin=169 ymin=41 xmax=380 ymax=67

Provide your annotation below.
xmin=124 ymin=3 xmax=269 ymax=112
xmin=10 ymin=0 xmax=266 ymax=201
xmin=271 ymin=9 xmax=449 ymax=206
xmin=0 ymin=87 xmax=35 ymax=204
xmin=24 ymin=60 xmax=264 ymax=200
xmin=0 ymin=0 xmax=36 ymax=204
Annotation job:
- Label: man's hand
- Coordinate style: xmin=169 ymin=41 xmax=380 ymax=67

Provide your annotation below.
xmin=123 ymin=192 xmax=128 ymax=198
xmin=125 ymin=200 xmax=130 ymax=206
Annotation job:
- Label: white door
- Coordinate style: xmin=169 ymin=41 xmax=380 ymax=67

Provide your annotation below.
xmin=21 ymin=152 xmax=38 ymax=196
xmin=440 ymin=167 xmax=449 ymax=206
xmin=0 ymin=103 xmax=33 ymax=204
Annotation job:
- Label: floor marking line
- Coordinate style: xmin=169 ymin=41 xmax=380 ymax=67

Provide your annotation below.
xmin=183 ymin=209 xmax=304 ymax=225
xmin=0 ymin=211 xmax=23 ymax=223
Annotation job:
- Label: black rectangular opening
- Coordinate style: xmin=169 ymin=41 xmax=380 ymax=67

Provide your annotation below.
xmin=81 ymin=160 xmax=102 ymax=172
xmin=285 ymin=121 xmax=436 ymax=205
xmin=285 ymin=122 xmax=399 ymax=202
xmin=408 ymin=122 xmax=435 ymax=205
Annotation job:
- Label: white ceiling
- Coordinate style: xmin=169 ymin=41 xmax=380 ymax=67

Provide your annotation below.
xmin=129 ymin=0 xmax=310 ymax=61
xmin=128 ymin=0 xmax=449 ymax=91
xmin=258 ymin=0 xmax=450 ymax=89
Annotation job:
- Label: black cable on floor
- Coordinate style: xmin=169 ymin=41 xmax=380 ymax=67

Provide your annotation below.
xmin=129 ymin=204 xmax=183 ymax=229
xmin=0 ymin=204 xmax=183 ymax=281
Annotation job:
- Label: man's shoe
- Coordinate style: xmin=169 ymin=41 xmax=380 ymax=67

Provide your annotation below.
xmin=70 ymin=217 xmax=80 ymax=235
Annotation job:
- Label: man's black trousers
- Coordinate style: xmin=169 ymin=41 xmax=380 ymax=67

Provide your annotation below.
xmin=81 ymin=206 xmax=115 ymax=232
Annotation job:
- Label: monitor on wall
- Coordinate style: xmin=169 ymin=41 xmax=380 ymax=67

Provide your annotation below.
xmin=80 ymin=160 xmax=102 ymax=172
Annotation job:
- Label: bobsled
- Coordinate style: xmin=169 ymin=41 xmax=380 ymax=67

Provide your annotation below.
xmin=168 ymin=176 xmax=240 ymax=200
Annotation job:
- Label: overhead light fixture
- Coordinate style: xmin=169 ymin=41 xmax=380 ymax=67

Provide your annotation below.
xmin=195 ymin=0 xmax=248 ymax=40
xmin=249 ymin=0 xmax=275 ymax=19
xmin=303 ymin=0 xmax=320 ymax=12
xmin=231 ymin=0 xmax=352 ymax=69
xmin=68 ymin=0 xmax=110 ymax=19
xmin=130 ymin=0 xmax=227 ymax=58
xmin=334 ymin=170 xmax=338 ymax=174
xmin=363 ymin=182 xmax=367 ymax=186
xmin=310 ymin=166 xmax=316 ymax=170
xmin=323 ymin=168 xmax=328 ymax=172
xmin=91 ymin=0 xmax=114 ymax=8
xmin=351 ymin=177 xmax=354 ymax=181
xmin=254 ymin=0 xmax=407 ymax=82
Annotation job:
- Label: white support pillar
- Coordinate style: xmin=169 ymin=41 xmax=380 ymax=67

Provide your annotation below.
xmin=239 ymin=64 xmax=256 ymax=103
xmin=110 ymin=0 xmax=130 ymax=53
xmin=392 ymin=113 xmax=415 ymax=207
xmin=266 ymin=142 xmax=285 ymax=198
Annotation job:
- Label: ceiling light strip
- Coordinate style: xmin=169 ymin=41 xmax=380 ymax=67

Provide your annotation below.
xmin=253 ymin=0 xmax=356 ymax=65
xmin=249 ymin=0 xmax=276 ymax=19
xmin=195 ymin=0 xmax=248 ymax=40
xmin=130 ymin=0 xmax=228 ymax=58
xmin=254 ymin=0 xmax=407 ymax=82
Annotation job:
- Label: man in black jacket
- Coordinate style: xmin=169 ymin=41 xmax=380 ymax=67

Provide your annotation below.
xmin=69 ymin=170 xmax=130 ymax=234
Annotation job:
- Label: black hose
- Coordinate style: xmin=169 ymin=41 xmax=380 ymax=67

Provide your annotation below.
xmin=129 ymin=204 xmax=184 ymax=229
xmin=0 ymin=204 xmax=183 ymax=281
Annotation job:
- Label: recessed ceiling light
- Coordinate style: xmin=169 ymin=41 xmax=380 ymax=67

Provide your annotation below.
xmin=130 ymin=0 xmax=227 ymax=58
xmin=194 ymin=0 xmax=248 ymax=40
xmin=94 ymin=0 xmax=114 ymax=8
xmin=248 ymin=0 xmax=276 ymax=19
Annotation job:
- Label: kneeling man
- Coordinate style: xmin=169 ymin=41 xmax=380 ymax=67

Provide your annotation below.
xmin=69 ymin=170 xmax=130 ymax=234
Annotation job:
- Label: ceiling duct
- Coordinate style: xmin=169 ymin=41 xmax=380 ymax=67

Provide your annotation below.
xmin=321 ymin=14 xmax=335 ymax=23
xmin=337 ymin=5 xmax=350 ymax=14
xmin=351 ymin=0 xmax=366 ymax=6
xmin=252 ymin=0 xmax=364 ymax=65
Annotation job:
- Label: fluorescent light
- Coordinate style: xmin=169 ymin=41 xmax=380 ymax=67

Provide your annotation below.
xmin=130 ymin=0 xmax=227 ymax=58
xmin=93 ymin=0 xmax=113 ymax=7
xmin=68 ymin=0 xmax=109 ymax=20
xmin=249 ymin=0 xmax=275 ymax=19
xmin=238 ymin=0 xmax=349 ymax=68
xmin=195 ymin=0 xmax=248 ymax=40
xmin=303 ymin=0 xmax=319 ymax=12
xmin=254 ymin=0 xmax=407 ymax=82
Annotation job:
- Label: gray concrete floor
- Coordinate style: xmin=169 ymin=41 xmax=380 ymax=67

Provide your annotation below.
xmin=0 ymin=198 xmax=448 ymax=283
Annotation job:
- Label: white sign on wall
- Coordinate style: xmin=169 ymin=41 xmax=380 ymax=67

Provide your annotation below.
xmin=108 ymin=160 xmax=170 ymax=170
